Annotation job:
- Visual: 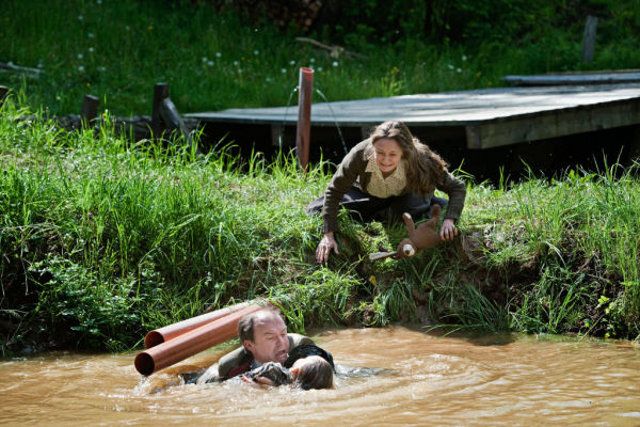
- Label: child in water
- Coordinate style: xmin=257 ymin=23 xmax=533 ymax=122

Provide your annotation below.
xmin=243 ymin=345 xmax=335 ymax=390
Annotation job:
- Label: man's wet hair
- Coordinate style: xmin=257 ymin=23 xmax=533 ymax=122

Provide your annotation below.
xmin=237 ymin=307 xmax=284 ymax=343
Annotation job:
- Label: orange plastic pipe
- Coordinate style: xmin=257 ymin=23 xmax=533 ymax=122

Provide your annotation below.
xmin=295 ymin=67 xmax=314 ymax=172
xmin=135 ymin=304 xmax=263 ymax=376
xmin=144 ymin=301 xmax=257 ymax=348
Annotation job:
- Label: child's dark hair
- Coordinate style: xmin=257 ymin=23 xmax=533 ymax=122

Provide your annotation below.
xmin=296 ymin=357 xmax=334 ymax=390
xmin=285 ymin=345 xmax=335 ymax=370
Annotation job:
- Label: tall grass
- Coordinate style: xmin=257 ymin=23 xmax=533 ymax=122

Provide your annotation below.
xmin=0 ymin=97 xmax=333 ymax=351
xmin=2 ymin=96 xmax=640 ymax=353
xmin=461 ymin=164 xmax=640 ymax=338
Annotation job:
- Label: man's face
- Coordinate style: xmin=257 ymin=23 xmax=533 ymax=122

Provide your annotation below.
xmin=243 ymin=315 xmax=290 ymax=364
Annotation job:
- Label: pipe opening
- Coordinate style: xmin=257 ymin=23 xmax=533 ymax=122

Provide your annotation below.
xmin=134 ymin=352 xmax=155 ymax=376
xmin=144 ymin=331 xmax=165 ymax=349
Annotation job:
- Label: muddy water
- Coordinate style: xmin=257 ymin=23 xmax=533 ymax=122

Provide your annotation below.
xmin=1 ymin=327 xmax=639 ymax=426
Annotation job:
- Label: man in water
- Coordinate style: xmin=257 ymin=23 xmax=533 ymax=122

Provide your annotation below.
xmin=195 ymin=307 xmax=316 ymax=383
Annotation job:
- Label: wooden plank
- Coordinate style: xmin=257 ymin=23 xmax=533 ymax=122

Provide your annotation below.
xmin=0 ymin=61 xmax=42 ymax=78
xmin=188 ymin=84 xmax=640 ymax=127
xmin=504 ymin=72 xmax=640 ymax=86
xmin=189 ymin=84 xmax=640 ymax=150
xmin=465 ymin=97 xmax=640 ymax=149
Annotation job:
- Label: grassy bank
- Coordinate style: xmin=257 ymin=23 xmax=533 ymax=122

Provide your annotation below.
xmin=1 ymin=99 xmax=639 ymax=354
xmin=2 ymin=1 xmax=640 ymax=352
xmin=2 ymin=0 xmax=640 ymax=116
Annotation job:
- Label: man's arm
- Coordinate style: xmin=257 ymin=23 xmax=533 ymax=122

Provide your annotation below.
xmin=217 ymin=346 xmax=252 ymax=380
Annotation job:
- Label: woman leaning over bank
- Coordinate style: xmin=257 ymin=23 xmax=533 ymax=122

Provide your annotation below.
xmin=307 ymin=121 xmax=466 ymax=264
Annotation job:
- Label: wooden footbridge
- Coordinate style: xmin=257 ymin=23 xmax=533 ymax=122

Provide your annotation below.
xmin=186 ymin=72 xmax=640 ymax=179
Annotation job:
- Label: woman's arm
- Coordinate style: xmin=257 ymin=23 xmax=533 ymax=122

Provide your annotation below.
xmin=321 ymin=141 xmax=368 ymax=234
xmin=437 ymin=172 xmax=467 ymax=241
xmin=316 ymin=141 xmax=368 ymax=263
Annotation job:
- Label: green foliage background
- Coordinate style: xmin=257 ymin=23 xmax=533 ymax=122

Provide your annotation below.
xmin=1 ymin=0 xmax=639 ymax=115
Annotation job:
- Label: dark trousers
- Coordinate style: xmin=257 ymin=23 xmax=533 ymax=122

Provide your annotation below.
xmin=306 ymin=186 xmax=447 ymax=225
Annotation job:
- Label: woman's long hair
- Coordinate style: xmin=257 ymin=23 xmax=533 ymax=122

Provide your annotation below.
xmin=369 ymin=121 xmax=448 ymax=195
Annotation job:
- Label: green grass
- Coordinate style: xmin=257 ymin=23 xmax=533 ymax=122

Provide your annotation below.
xmin=1 ymin=97 xmax=640 ymax=355
xmin=2 ymin=0 xmax=640 ymax=116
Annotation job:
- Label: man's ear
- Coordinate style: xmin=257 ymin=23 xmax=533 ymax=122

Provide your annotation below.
xmin=243 ymin=339 xmax=255 ymax=354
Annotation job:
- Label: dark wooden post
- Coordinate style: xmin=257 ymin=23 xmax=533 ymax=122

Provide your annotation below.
xmin=81 ymin=94 xmax=99 ymax=126
xmin=160 ymin=97 xmax=190 ymax=142
xmin=296 ymin=67 xmax=314 ymax=171
xmin=152 ymin=83 xmax=169 ymax=137
xmin=582 ymin=15 xmax=598 ymax=63
xmin=0 ymin=85 xmax=8 ymax=107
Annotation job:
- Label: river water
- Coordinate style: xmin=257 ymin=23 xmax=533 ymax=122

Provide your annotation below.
xmin=1 ymin=327 xmax=639 ymax=426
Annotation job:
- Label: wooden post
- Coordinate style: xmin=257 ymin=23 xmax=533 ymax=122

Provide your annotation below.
xmin=160 ymin=97 xmax=190 ymax=142
xmin=151 ymin=83 xmax=169 ymax=137
xmin=81 ymin=94 xmax=99 ymax=126
xmin=295 ymin=67 xmax=314 ymax=171
xmin=582 ymin=15 xmax=598 ymax=63
xmin=0 ymin=86 xmax=8 ymax=107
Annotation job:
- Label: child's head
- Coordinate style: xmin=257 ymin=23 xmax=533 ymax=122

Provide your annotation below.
xmin=289 ymin=355 xmax=334 ymax=390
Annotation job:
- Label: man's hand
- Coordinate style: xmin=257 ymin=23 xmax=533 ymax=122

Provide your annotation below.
xmin=241 ymin=375 xmax=274 ymax=388
xmin=316 ymin=232 xmax=339 ymax=264
xmin=440 ymin=218 xmax=459 ymax=241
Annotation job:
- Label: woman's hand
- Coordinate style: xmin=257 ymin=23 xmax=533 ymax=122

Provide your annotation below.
xmin=440 ymin=218 xmax=459 ymax=241
xmin=316 ymin=232 xmax=339 ymax=264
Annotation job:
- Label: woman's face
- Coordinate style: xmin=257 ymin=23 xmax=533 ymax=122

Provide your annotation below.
xmin=373 ymin=138 xmax=403 ymax=175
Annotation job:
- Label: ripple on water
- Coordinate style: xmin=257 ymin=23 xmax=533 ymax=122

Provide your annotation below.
xmin=1 ymin=327 xmax=639 ymax=425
